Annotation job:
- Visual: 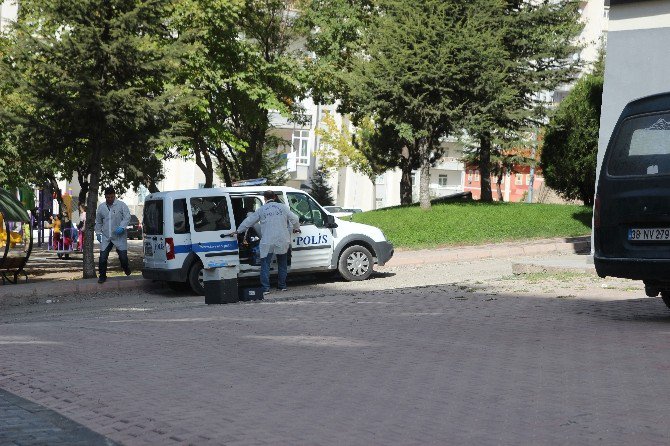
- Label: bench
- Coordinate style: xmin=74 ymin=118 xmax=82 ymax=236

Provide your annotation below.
xmin=1 ymin=255 xmax=28 ymax=284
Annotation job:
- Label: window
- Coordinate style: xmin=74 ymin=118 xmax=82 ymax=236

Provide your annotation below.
xmin=438 ymin=175 xmax=448 ymax=187
xmin=143 ymin=200 xmax=164 ymax=235
xmin=292 ymin=130 xmax=310 ymax=165
xmin=286 ymin=192 xmax=325 ymax=227
xmin=375 ymin=174 xmax=385 ymax=185
xmin=525 ymin=174 xmax=531 ymax=185
xmin=474 ymin=171 xmax=480 ymax=182
xmin=515 ymin=174 xmax=523 ymax=185
xmin=173 ymin=199 xmax=190 ymax=234
xmin=376 ymin=197 xmax=384 ymax=208
xmin=190 ymin=196 xmax=231 ymax=232
xmin=608 ymin=113 xmax=670 ymax=177
xmin=411 ymin=173 xmax=416 ymax=187
xmin=467 ymin=170 xmax=473 ymax=181
xmin=231 ymin=196 xmax=263 ymax=227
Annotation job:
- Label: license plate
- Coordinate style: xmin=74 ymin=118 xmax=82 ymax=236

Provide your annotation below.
xmin=144 ymin=242 xmax=153 ymax=256
xmin=628 ymin=228 xmax=670 ymax=241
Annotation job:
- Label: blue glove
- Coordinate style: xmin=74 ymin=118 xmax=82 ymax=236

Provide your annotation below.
xmin=114 ymin=226 xmax=125 ymax=235
xmin=96 ymin=233 xmax=101 ymax=243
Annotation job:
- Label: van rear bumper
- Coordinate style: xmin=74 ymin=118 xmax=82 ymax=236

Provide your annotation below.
xmin=594 ymin=254 xmax=670 ymax=280
xmin=374 ymin=241 xmax=394 ymax=266
xmin=142 ymin=267 xmax=187 ymax=282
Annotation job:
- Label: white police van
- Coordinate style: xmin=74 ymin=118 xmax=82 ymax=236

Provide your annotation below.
xmin=141 ymin=185 xmax=394 ymax=294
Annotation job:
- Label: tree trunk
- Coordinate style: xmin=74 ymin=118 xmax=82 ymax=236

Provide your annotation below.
xmin=400 ymin=166 xmax=413 ymax=205
xmin=419 ymin=159 xmax=431 ymax=210
xmin=77 ymin=169 xmax=90 ymax=207
xmin=83 ymin=152 xmax=102 ymax=279
xmin=479 ymin=134 xmax=493 ymax=202
xmin=399 ymin=145 xmax=413 ymax=205
xmin=194 ymin=140 xmax=214 ymax=188
xmin=48 ymin=175 xmax=65 ymax=217
xmin=496 ymin=171 xmax=504 ymax=202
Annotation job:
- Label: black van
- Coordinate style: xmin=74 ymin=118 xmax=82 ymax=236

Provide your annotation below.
xmin=594 ymin=92 xmax=670 ymax=307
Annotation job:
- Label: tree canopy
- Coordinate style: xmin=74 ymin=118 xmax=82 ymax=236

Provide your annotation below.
xmin=301 ymin=0 xmax=582 ymax=205
xmin=0 ymin=0 xmax=189 ymax=277
xmin=541 ymin=61 xmax=603 ymax=206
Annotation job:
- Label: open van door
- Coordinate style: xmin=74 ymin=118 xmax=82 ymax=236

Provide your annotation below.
xmin=187 ymin=194 xmax=239 ymax=269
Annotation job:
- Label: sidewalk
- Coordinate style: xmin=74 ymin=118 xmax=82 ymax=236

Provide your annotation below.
xmin=385 ymin=235 xmax=589 ymax=267
xmin=0 ymin=236 xmax=591 ymax=306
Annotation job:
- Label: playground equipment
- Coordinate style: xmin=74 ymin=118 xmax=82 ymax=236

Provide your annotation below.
xmin=0 ymin=188 xmax=32 ymax=284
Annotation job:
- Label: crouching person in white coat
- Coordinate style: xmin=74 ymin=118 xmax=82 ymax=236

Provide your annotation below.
xmin=236 ymin=190 xmax=300 ymax=294
xmin=95 ymin=186 xmax=131 ymax=283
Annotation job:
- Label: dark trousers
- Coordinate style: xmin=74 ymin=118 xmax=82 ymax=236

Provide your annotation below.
xmin=99 ymin=242 xmax=130 ymax=278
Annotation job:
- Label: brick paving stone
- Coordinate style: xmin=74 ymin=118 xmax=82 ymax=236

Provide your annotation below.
xmin=0 ymin=388 xmax=117 ymax=445
xmin=0 ymin=258 xmax=667 ymax=445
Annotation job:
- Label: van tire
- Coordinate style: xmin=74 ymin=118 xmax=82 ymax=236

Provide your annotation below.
xmin=188 ymin=262 xmax=205 ymax=295
xmin=338 ymin=245 xmax=373 ymax=281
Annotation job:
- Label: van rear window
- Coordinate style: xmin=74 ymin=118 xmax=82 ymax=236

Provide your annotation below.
xmin=143 ymin=200 xmax=164 ymax=235
xmin=608 ymin=113 xmax=670 ymax=176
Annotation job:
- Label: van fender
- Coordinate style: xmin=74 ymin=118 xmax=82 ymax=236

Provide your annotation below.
xmin=330 ymin=234 xmax=378 ymax=269
xmin=178 ymin=252 xmax=201 ymax=281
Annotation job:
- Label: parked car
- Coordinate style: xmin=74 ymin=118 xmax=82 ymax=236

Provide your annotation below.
xmin=126 ymin=214 xmax=143 ymax=239
xmin=594 ymin=92 xmax=670 ymax=308
xmin=142 ymin=186 xmax=393 ymax=295
xmin=343 ymin=208 xmax=363 ymax=214
xmin=324 ymin=206 xmax=354 ymax=218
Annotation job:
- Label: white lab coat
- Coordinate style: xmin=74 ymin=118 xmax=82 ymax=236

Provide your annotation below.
xmin=95 ymin=199 xmax=131 ymax=251
xmin=237 ymin=200 xmax=299 ymax=258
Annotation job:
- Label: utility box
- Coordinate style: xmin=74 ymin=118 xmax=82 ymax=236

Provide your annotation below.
xmin=204 ymin=266 xmax=239 ymax=305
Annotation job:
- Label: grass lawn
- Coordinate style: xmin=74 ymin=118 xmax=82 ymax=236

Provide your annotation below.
xmin=351 ymin=201 xmax=592 ymax=250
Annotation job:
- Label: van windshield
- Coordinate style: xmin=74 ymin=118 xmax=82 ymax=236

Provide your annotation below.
xmin=608 ymin=113 xmax=670 ymax=176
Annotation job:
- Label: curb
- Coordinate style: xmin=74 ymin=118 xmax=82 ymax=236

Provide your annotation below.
xmin=511 ymin=261 xmax=596 ymax=276
xmin=384 ymin=236 xmax=590 ymax=267
xmin=1 ymin=236 xmax=591 ymax=306
xmin=0 ymin=276 xmax=160 ymax=307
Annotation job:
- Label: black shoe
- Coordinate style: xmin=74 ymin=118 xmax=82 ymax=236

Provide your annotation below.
xmin=124 ymin=269 xmax=131 ymax=276
xmin=98 ymin=276 xmax=106 ymax=284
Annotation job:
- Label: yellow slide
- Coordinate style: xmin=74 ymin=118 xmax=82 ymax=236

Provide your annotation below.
xmin=0 ymin=213 xmax=23 ymax=248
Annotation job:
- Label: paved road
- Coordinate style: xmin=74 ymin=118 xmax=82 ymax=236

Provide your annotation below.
xmin=1 ymin=256 xmax=669 ymax=445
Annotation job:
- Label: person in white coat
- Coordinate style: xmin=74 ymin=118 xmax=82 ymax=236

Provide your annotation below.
xmin=95 ymin=186 xmax=131 ymax=283
xmin=236 ymin=190 xmax=300 ymax=294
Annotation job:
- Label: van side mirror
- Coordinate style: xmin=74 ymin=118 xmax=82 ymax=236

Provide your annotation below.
xmin=325 ymin=214 xmax=338 ymax=228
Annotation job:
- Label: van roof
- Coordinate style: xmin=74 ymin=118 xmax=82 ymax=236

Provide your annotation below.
xmin=144 ymin=185 xmax=303 ymax=201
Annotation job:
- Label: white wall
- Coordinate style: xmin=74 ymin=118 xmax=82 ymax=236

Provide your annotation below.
xmin=0 ymin=0 xmax=18 ymax=32
xmin=597 ymin=1 xmax=670 ymax=187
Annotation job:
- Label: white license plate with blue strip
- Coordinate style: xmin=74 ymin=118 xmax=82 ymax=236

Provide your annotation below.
xmin=629 ymin=228 xmax=670 ymax=241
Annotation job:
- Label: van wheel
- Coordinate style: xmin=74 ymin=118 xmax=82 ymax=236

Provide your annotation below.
xmin=660 ymin=292 xmax=670 ymax=309
xmin=338 ymin=245 xmax=373 ymax=281
xmin=188 ymin=262 xmax=205 ymax=295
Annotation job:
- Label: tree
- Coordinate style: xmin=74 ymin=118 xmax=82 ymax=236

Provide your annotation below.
xmin=462 ymin=0 xmax=582 ymax=202
xmin=541 ymin=65 xmax=603 ymax=206
xmin=0 ymin=0 xmax=188 ymax=278
xmin=175 ymin=0 xmax=306 ymax=187
xmin=343 ymin=0 xmax=477 ymax=209
xmin=316 ymin=114 xmax=370 ymax=176
xmin=307 ymin=168 xmax=335 ymax=206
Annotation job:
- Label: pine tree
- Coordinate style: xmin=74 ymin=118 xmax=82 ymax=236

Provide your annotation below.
xmin=308 ymin=169 xmax=335 ymax=206
xmin=0 ymin=0 xmax=187 ymax=278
